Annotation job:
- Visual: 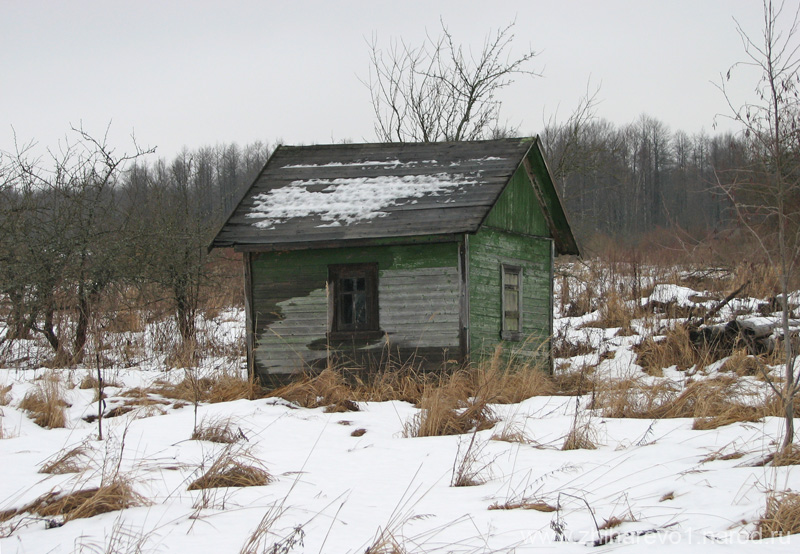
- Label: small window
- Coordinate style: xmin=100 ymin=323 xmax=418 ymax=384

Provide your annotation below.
xmin=328 ymin=263 xmax=380 ymax=340
xmin=501 ymin=264 xmax=523 ymax=341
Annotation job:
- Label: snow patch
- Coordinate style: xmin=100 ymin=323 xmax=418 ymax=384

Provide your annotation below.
xmin=246 ymin=173 xmax=475 ymax=228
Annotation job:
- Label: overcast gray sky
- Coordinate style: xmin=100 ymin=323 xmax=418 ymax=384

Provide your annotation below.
xmin=0 ymin=0 xmax=781 ymax=160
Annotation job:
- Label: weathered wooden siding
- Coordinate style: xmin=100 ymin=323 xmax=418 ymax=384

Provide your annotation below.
xmin=250 ymin=242 xmax=460 ymax=378
xmin=482 ymin=164 xmax=549 ymax=236
xmin=468 ymin=228 xmax=553 ymax=365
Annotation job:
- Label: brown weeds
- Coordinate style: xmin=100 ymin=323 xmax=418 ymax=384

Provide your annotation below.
xmin=403 ymin=373 xmax=496 ymax=438
xmin=488 ymin=499 xmax=556 ymax=512
xmin=39 ymin=443 xmax=92 ymax=474
xmin=0 ymin=384 xmax=12 ymax=406
xmin=719 ymin=349 xmax=762 ymax=376
xmin=188 ymin=445 xmax=272 ymax=490
xmin=592 ymin=375 xmax=765 ymax=428
xmin=191 ymin=416 xmax=242 ymax=444
xmin=584 ymin=289 xmax=635 ymax=329
xmin=771 ymin=445 xmax=800 ymax=467
xmin=151 ymin=371 xmax=264 ymax=404
xmin=19 ymin=374 xmax=68 ymax=428
xmin=756 ymin=491 xmax=800 ymax=538
xmin=562 ymin=417 xmax=598 ymax=450
xmin=273 ymin=369 xmax=359 ymax=412
xmin=634 ymin=325 xmax=701 ymax=375
xmin=7 ymin=478 xmax=146 ymax=523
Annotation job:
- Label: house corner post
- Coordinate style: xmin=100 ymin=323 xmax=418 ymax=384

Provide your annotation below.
xmin=243 ymin=251 xmax=255 ymax=379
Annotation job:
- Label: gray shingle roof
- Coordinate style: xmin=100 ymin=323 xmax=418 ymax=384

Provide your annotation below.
xmin=211 ymin=137 xmax=567 ymax=250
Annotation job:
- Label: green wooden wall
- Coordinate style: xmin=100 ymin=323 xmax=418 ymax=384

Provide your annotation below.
xmin=468 ymin=161 xmax=554 ymax=367
xmin=468 ymin=228 xmax=553 ymax=365
xmin=250 ymin=241 xmax=460 ymax=378
xmin=482 ymin=164 xmax=549 ymax=236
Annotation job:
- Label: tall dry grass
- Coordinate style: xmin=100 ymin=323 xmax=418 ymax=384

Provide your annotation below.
xmin=1 ymin=477 xmax=147 ymax=524
xmin=756 ymin=491 xmax=800 ymax=538
xmin=188 ymin=444 xmax=272 ymax=491
xmin=591 ymin=375 xmax=767 ymax=429
xmin=19 ymin=373 xmax=68 ymax=428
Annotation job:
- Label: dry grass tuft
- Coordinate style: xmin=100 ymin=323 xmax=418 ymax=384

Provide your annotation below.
xmin=719 ymin=349 xmax=762 ymax=376
xmin=771 ymin=445 xmax=800 ymax=467
xmin=593 ymin=375 xmax=765 ymax=427
xmin=598 ymin=515 xmax=634 ymax=530
xmin=403 ymin=373 xmax=496 ymax=438
xmin=239 ymin=503 xmax=304 ymax=554
xmin=19 ymin=373 xmax=69 ymax=428
xmin=191 ymin=416 xmax=242 ymax=444
xmin=273 ymin=369 xmax=359 ymax=412
xmin=39 ymin=443 xmax=92 ymax=474
xmin=467 ymin=354 xmax=554 ymax=404
xmin=700 ymin=449 xmax=746 ymax=464
xmin=634 ymin=325 xmax=701 ymax=375
xmin=488 ymin=499 xmax=556 ymax=512
xmin=450 ymin=433 xmax=489 ymax=487
xmin=151 ymin=371 xmax=264 ymax=405
xmin=562 ymin=417 xmax=598 ymax=450
xmin=591 ymin=377 xmax=676 ymax=418
xmin=353 ymin=365 xmax=428 ymax=404
xmin=490 ymin=420 xmax=532 ymax=444
xmin=188 ymin=446 xmax=272 ymax=490
xmin=552 ymin=366 xmax=595 ymax=396
xmin=552 ymin=336 xmax=596 ymax=359
xmin=659 ymin=491 xmax=675 ymax=502
xmin=0 ymin=384 xmax=12 ymax=406
xmin=7 ymin=478 xmax=146 ymax=523
xmin=756 ymin=491 xmax=800 ymax=538
xmin=583 ymin=289 xmax=635 ymax=329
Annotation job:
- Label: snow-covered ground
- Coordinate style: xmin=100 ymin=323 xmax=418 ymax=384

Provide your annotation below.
xmin=1 ymin=273 xmax=799 ymax=553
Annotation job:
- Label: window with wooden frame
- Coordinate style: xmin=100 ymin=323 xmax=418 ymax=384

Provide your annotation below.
xmin=328 ymin=263 xmax=380 ymax=340
xmin=501 ymin=264 xmax=523 ymax=341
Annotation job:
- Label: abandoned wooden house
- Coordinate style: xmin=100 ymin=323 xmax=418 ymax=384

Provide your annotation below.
xmin=210 ymin=137 xmax=579 ymax=382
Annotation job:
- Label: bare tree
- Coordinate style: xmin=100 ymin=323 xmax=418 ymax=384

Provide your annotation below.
xmin=2 ymin=126 xmax=152 ymax=364
xmin=365 ymin=20 xmax=539 ymax=143
xmin=718 ymin=0 xmax=800 ymax=450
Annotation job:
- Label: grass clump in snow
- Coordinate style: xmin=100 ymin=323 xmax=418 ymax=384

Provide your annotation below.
xmin=769 ymin=445 xmax=800 ymax=467
xmin=403 ymin=374 xmax=496 ymax=438
xmin=191 ymin=416 xmax=242 ymax=444
xmin=756 ymin=491 xmax=800 ymax=538
xmin=467 ymin=347 xmax=554 ymax=404
xmin=450 ymin=433 xmax=489 ymax=487
xmin=239 ymin=504 xmax=305 ymax=554
xmin=0 ymin=384 xmax=12 ymax=406
xmin=2 ymin=478 xmax=147 ymax=523
xmin=488 ymin=499 xmax=556 ymax=512
xmin=19 ymin=372 xmax=69 ymax=429
xmin=39 ymin=442 xmax=93 ymax=474
xmin=592 ymin=375 xmax=766 ymax=428
xmin=582 ymin=289 xmax=636 ymax=330
xmin=562 ymin=414 xmax=598 ymax=450
xmin=634 ymin=325 xmax=701 ymax=375
xmin=272 ymin=368 xmax=359 ymax=412
xmin=151 ymin=370 xmax=264 ymax=405
xmin=188 ymin=445 xmax=272 ymax=490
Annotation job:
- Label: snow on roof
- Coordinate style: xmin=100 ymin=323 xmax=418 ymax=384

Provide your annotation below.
xmin=245 ymin=173 xmax=476 ymax=229
xmin=281 ymin=159 xmax=437 ymax=168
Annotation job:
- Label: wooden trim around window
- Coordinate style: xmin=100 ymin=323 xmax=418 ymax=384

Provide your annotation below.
xmin=327 ymin=263 xmax=380 ymax=340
